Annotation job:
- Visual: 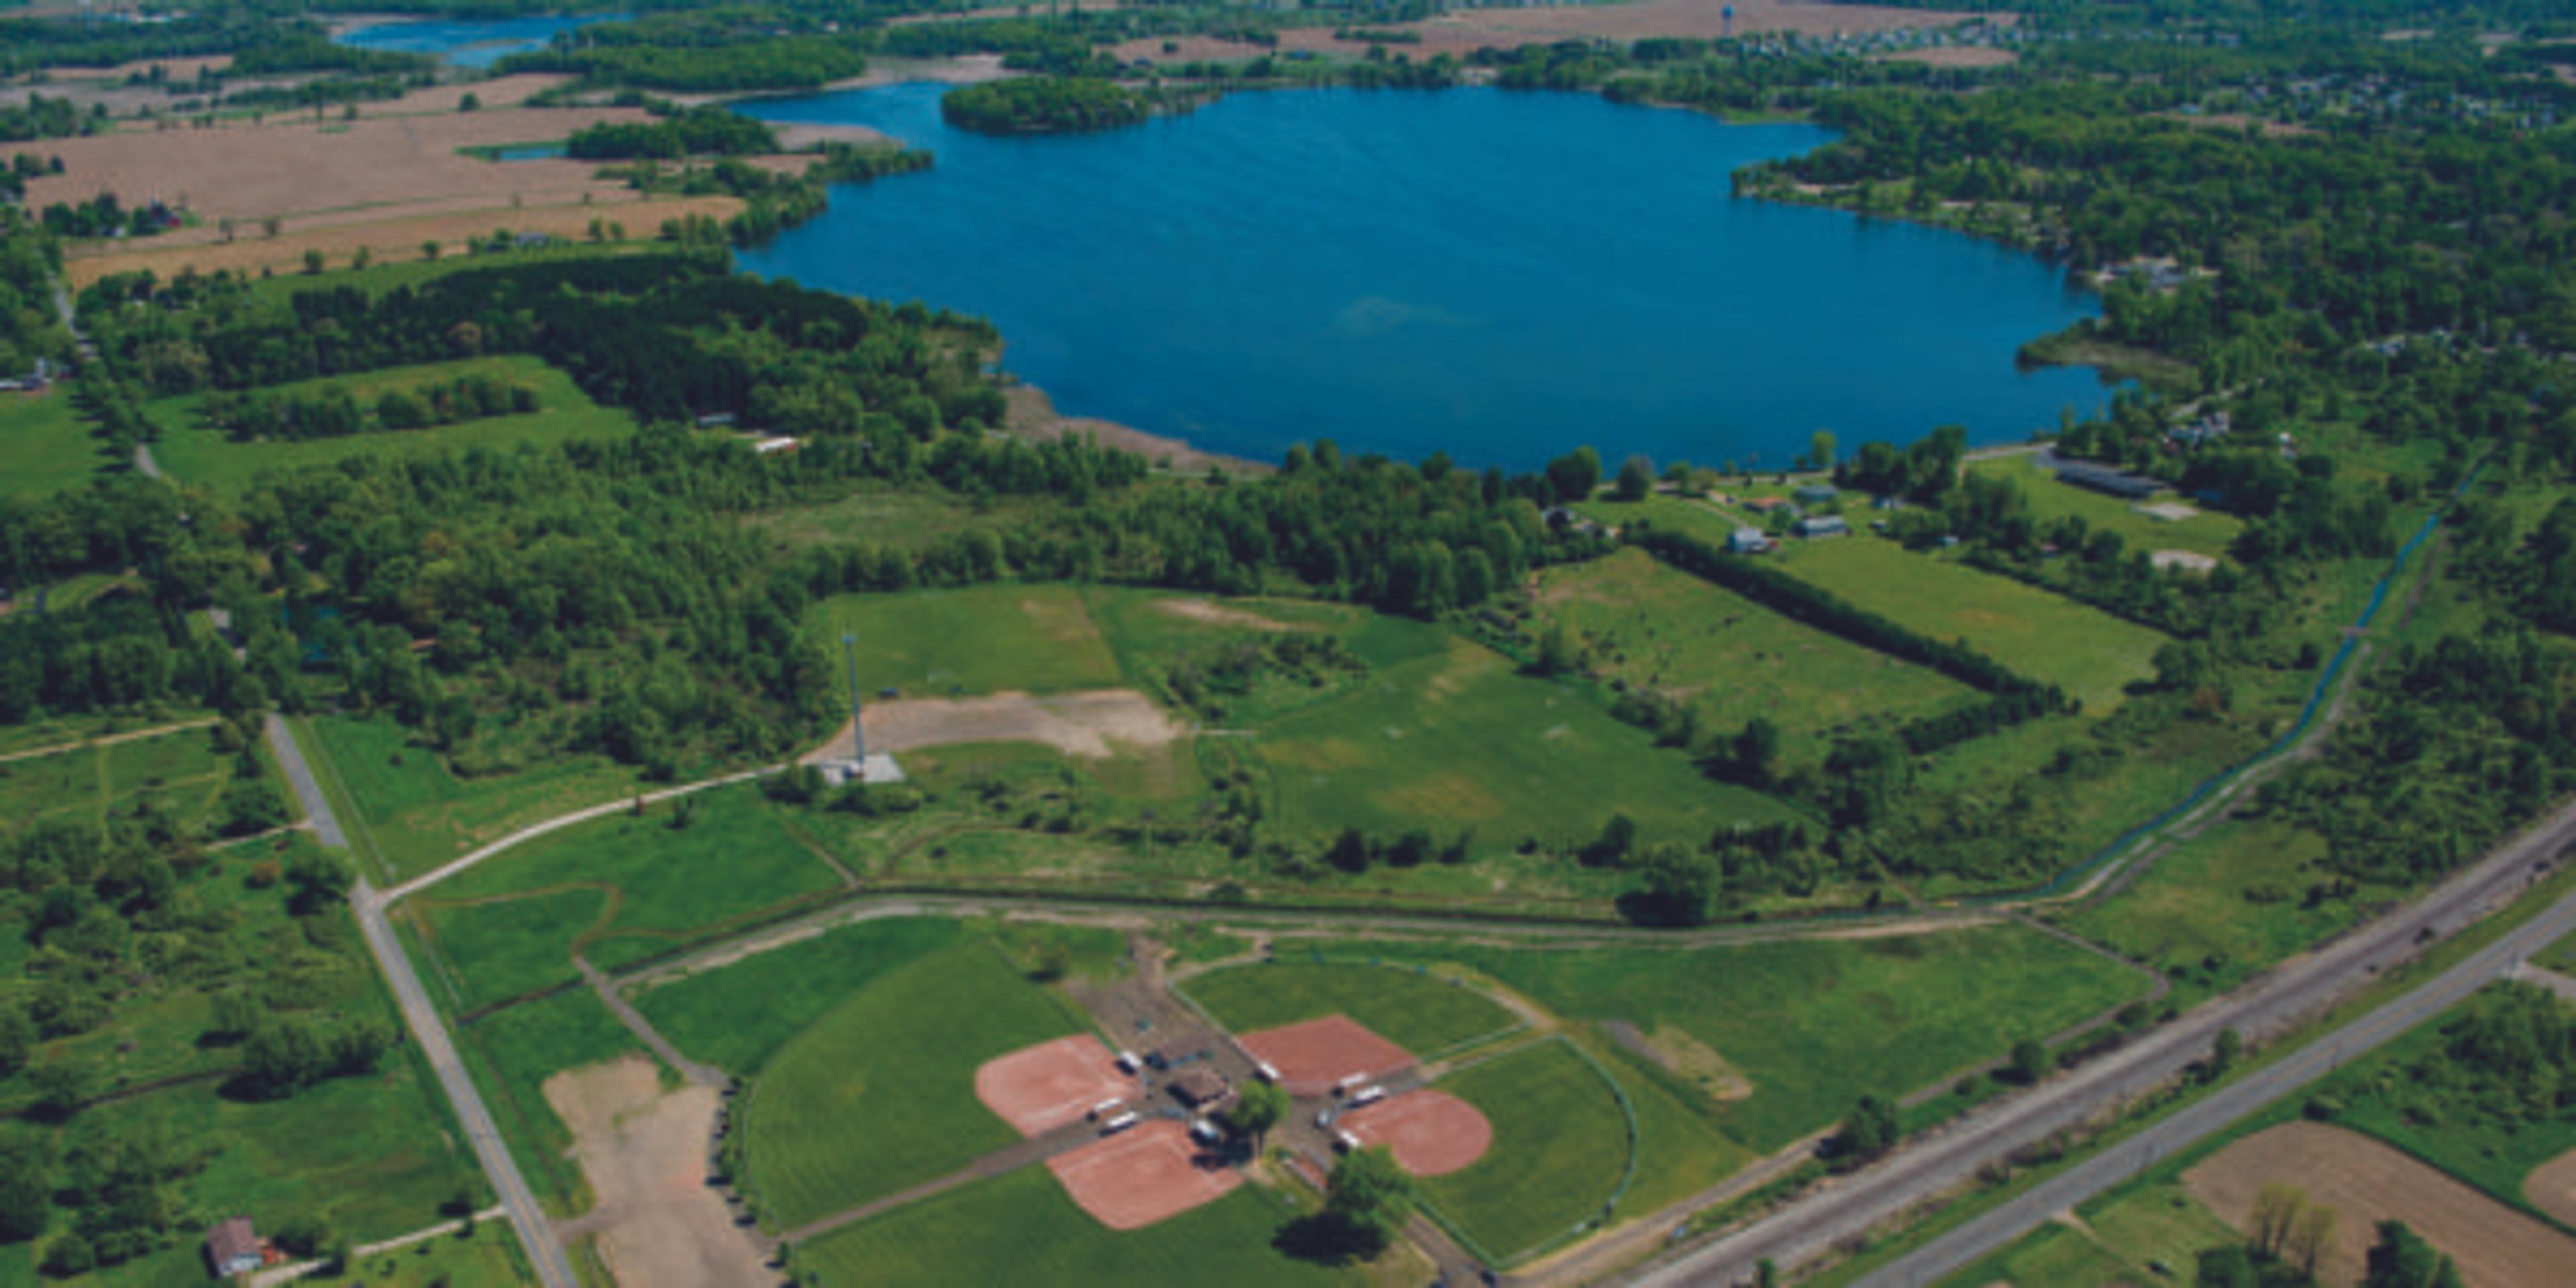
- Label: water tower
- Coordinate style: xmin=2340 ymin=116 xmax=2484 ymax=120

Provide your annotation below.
xmin=1723 ymin=4 xmax=1735 ymax=38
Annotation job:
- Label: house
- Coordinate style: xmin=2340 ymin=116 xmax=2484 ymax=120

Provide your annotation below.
xmin=694 ymin=412 xmax=737 ymax=430
xmin=1794 ymin=484 xmax=1839 ymax=506
xmin=1728 ymin=528 xmax=1772 ymax=554
xmin=2052 ymin=461 xmax=2161 ymax=500
xmin=1792 ymin=515 xmax=1849 ymax=539
xmin=205 ymin=1218 xmax=260 ymax=1279
xmin=749 ymin=435 xmax=800 ymax=455
xmin=1169 ymin=1067 xmax=1233 ymax=1110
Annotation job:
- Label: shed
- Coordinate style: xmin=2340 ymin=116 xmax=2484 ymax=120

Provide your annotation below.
xmin=1792 ymin=515 xmax=1849 ymax=539
xmin=1169 ymin=1067 xmax=1232 ymax=1109
xmin=2052 ymin=462 xmax=2161 ymax=500
xmin=1727 ymin=528 xmax=1772 ymax=554
xmin=205 ymin=1218 xmax=260 ymax=1278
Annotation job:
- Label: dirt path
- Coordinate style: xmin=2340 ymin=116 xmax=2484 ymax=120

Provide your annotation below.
xmin=543 ymin=1057 xmax=772 ymax=1288
xmin=0 ymin=717 xmax=219 ymax=764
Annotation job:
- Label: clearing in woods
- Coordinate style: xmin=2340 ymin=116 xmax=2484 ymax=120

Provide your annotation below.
xmin=2186 ymin=1122 xmax=2576 ymax=1288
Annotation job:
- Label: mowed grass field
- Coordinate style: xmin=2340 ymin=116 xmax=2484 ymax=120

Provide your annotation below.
xmin=1346 ymin=927 xmax=2149 ymax=1151
xmin=798 ymin=1165 xmax=1360 ymax=1287
xmin=417 ymin=783 xmax=846 ymax=1009
xmin=734 ymin=936 xmax=1093 ymax=1226
xmin=1419 ymin=1040 xmax=1631 ymax=1262
xmin=0 ymin=387 xmax=109 ymax=500
xmin=1761 ymin=534 xmax=2167 ymax=712
xmin=145 ymin=355 xmax=634 ymax=491
xmin=1256 ymin=633 xmax=1805 ymax=855
xmin=1966 ymin=455 xmax=2243 ymax=562
xmin=638 ymin=916 xmax=975 ymax=1075
xmin=816 ymin=584 xmax=1127 ymax=700
xmin=1183 ymin=959 xmax=1519 ymax=1056
xmin=1533 ymin=548 xmax=1975 ymax=746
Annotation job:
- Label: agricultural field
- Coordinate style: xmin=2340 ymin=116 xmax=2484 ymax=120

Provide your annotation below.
xmin=725 ymin=934 xmax=1093 ymax=1226
xmin=1415 ymin=1039 xmax=1637 ymax=1262
xmin=1965 ymin=455 xmax=2244 ymax=562
xmin=1182 ymin=959 xmax=1520 ymax=1058
xmin=816 ymin=584 xmax=1128 ymax=700
xmin=299 ymin=713 xmax=645 ymax=881
xmin=0 ymin=388 xmax=108 ymax=500
xmin=797 ymin=1165 xmax=1365 ymax=1287
xmin=412 ymin=782 xmax=847 ymax=1007
xmin=1337 ymin=926 xmax=2150 ymax=1151
xmin=144 ymin=355 xmax=635 ymax=492
xmin=1530 ymin=547 xmax=1976 ymax=748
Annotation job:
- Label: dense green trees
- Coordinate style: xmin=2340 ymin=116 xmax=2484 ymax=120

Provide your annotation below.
xmin=941 ymin=77 xmax=1154 ymax=135
xmin=567 ymin=105 xmax=780 ymax=160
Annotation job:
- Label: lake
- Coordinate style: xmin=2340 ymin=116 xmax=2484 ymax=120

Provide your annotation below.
xmin=335 ymin=13 xmax=623 ymax=70
xmin=743 ymin=84 xmax=2110 ymax=470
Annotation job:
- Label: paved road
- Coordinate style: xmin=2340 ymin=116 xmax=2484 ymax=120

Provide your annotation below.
xmin=261 ymin=712 xmax=576 ymax=1288
xmin=1625 ymin=794 xmax=2576 ymax=1288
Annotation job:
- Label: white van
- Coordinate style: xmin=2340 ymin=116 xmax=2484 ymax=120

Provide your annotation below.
xmin=1333 ymin=1129 xmax=1361 ymax=1152
xmin=1114 ymin=1051 xmax=1141 ymax=1075
xmin=1101 ymin=1112 xmax=1139 ymax=1134
xmin=1349 ymin=1085 xmax=1387 ymax=1108
xmin=1189 ymin=1118 xmax=1221 ymax=1145
xmin=1089 ymin=1099 xmax=1125 ymax=1121
xmin=1334 ymin=1072 xmax=1368 ymax=1095
xmin=1253 ymin=1061 xmax=1283 ymax=1084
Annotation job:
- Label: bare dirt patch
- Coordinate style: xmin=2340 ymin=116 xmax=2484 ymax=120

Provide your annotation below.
xmin=1005 ymin=382 xmax=1271 ymax=476
xmin=974 ymin=1034 xmax=1140 ymax=1138
xmin=2151 ymin=550 xmax=2219 ymax=574
xmin=2525 ymin=1145 xmax=2576 ymax=1227
xmin=1238 ymin=1015 xmax=1415 ymax=1097
xmin=2186 ymin=1122 xmax=2576 ymax=1288
xmin=1601 ymin=1020 xmax=1752 ymax=1100
xmin=544 ymin=1055 xmax=771 ymax=1288
xmin=1342 ymin=1090 xmax=1493 ymax=1177
xmin=810 ymin=689 xmax=1182 ymax=763
xmin=1153 ymin=597 xmax=1309 ymax=632
xmin=1048 ymin=1120 xmax=1242 ymax=1230
xmin=1873 ymin=46 xmax=2019 ymax=68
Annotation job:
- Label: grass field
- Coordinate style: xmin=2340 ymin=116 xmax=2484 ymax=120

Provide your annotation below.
xmin=1255 ymin=632 xmax=1806 ymax=856
xmin=417 ymin=783 xmax=846 ymax=1009
xmin=1966 ymin=455 xmax=2243 ymax=562
xmin=301 ymin=712 xmax=645 ymax=881
xmin=816 ymin=584 xmax=1127 ymax=700
xmin=0 ymin=387 xmax=109 ymax=500
xmin=0 ymin=722 xmax=270 ymax=843
xmin=639 ymin=916 xmax=975 ymax=1075
xmin=738 ymin=936 xmax=1093 ymax=1226
xmin=1342 ymin=927 xmax=2149 ymax=1151
xmin=145 ymin=355 xmax=635 ymax=491
xmin=454 ymin=985 xmax=650 ymax=1215
xmin=1183 ymin=959 xmax=1519 ymax=1057
xmin=744 ymin=485 xmax=1055 ymax=551
xmin=1936 ymin=1177 xmax=2239 ymax=1287
xmin=1532 ymin=548 xmax=1975 ymax=747
xmin=797 ymin=1165 xmax=1361 ymax=1287
xmin=1419 ymin=1040 xmax=1633 ymax=1260
xmin=2540 ymin=927 xmax=2576 ymax=976
xmin=1760 ymin=535 xmax=2168 ymax=713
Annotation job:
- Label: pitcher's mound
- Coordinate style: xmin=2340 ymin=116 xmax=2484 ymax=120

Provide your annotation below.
xmin=1048 ymin=1120 xmax=1241 ymax=1230
xmin=1342 ymin=1090 xmax=1493 ymax=1177
xmin=1238 ymin=1015 xmax=1413 ymax=1097
xmin=975 ymin=1034 xmax=1136 ymax=1138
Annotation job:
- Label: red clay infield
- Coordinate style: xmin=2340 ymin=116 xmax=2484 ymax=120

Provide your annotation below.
xmin=1237 ymin=1015 xmax=1414 ymax=1097
xmin=974 ymin=1034 xmax=1138 ymax=1138
xmin=1342 ymin=1090 xmax=1494 ymax=1177
xmin=1047 ymin=1119 xmax=1242 ymax=1230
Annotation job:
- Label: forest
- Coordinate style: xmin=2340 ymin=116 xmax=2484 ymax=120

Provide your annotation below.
xmin=939 ymin=76 xmax=1157 ymax=135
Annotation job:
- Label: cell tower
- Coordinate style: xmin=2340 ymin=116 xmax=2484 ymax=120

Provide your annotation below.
xmin=842 ymin=632 xmax=865 ymax=764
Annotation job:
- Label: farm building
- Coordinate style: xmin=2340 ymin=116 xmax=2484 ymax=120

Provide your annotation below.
xmin=1794 ymin=484 xmax=1839 ymax=505
xmin=2051 ymin=461 xmax=2161 ymax=500
xmin=1792 ymin=515 xmax=1849 ymax=539
xmin=204 ymin=1218 xmax=261 ymax=1278
xmin=1169 ymin=1067 xmax=1233 ymax=1110
xmin=1728 ymin=528 xmax=1772 ymax=554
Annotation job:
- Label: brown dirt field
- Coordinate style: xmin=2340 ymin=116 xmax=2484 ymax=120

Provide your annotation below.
xmin=25 ymin=104 xmax=655 ymax=223
xmin=973 ymin=1034 xmax=1140 ymax=1138
xmin=59 ymin=54 xmax=237 ymax=82
xmin=543 ymin=1055 xmax=771 ymax=1288
xmin=1342 ymin=1089 xmax=1493 ymax=1177
xmin=1153 ymin=598 xmax=1309 ymax=632
xmin=1874 ymin=46 xmax=2019 ymax=68
xmin=62 ymin=195 xmax=740 ymax=288
xmin=2186 ymin=1122 xmax=2576 ymax=1288
xmin=1046 ymin=1120 xmax=1242 ymax=1230
xmin=808 ymin=689 xmax=1182 ymax=763
xmin=1120 ymin=0 xmax=1993 ymax=64
xmin=2524 ymin=1146 xmax=2576 ymax=1227
xmin=1238 ymin=1016 xmax=1415 ymax=1097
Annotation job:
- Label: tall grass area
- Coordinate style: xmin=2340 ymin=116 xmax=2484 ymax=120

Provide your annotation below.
xmin=0 ymin=723 xmax=242 ymax=842
xmin=0 ymin=388 xmax=108 ymax=500
xmin=303 ymin=713 xmax=644 ymax=881
xmin=145 ymin=356 xmax=635 ymax=492
xmin=1181 ymin=959 xmax=1519 ymax=1055
xmin=736 ymin=938 xmax=1090 ymax=1226
xmin=798 ymin=1166 xmax=1359 ymax=1287
xmin=816 ymin=584 xmax=1127 ymax=700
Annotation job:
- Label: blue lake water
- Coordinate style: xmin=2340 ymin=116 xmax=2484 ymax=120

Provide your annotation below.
xmin=335 ymin=13 xmax=623 ymax=70
xmin=743 ymin=84 xmax=2110 ymax=469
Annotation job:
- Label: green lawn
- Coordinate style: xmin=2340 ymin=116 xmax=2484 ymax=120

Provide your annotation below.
xmin=145 ymin=355 xmax=635 ymax=491
xmin=816 ymin=583 xmax=1127 ymax=700
xmin=1967 ymin=455 xmax=2244 ymax=562
xmin=797 ymin=1165 xmax=1360 ymax=1287
xmin=1759 ymin=534 xmax=2169 ymax=713
xmin=1418 ymin=1040 xmax=1633 ymax=1262
xmin=1255 ymin=632 xmax=1806 ymax=858
xmin=739 ymin=936 xmax=1093 ymax=1226
xmin=638 ymin=916 xmax=974 ymax=1075
xmin=453 ymin=985 xmax=651 ymax=1215
xmin=417 ymin=783 xmax=847 ymax=1008
xmin=1342 ymin=927 xmax=2151 ymax=1152
xmin=301 ymin=712 xmax=647 ymax=881
xmin=1533 ymin=547 xmax=1976 ymax=749
xmin=1181 ymin=959 xmax=1519 ymax=1057
xmin=0 ymin=386 xmax=109 ymax=500
xmin=2536 ymin=926 xmax=2576 ymax=977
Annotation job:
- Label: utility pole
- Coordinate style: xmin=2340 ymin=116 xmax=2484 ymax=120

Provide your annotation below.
xmin=843 ymin=633 xmax=865 ymax=766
